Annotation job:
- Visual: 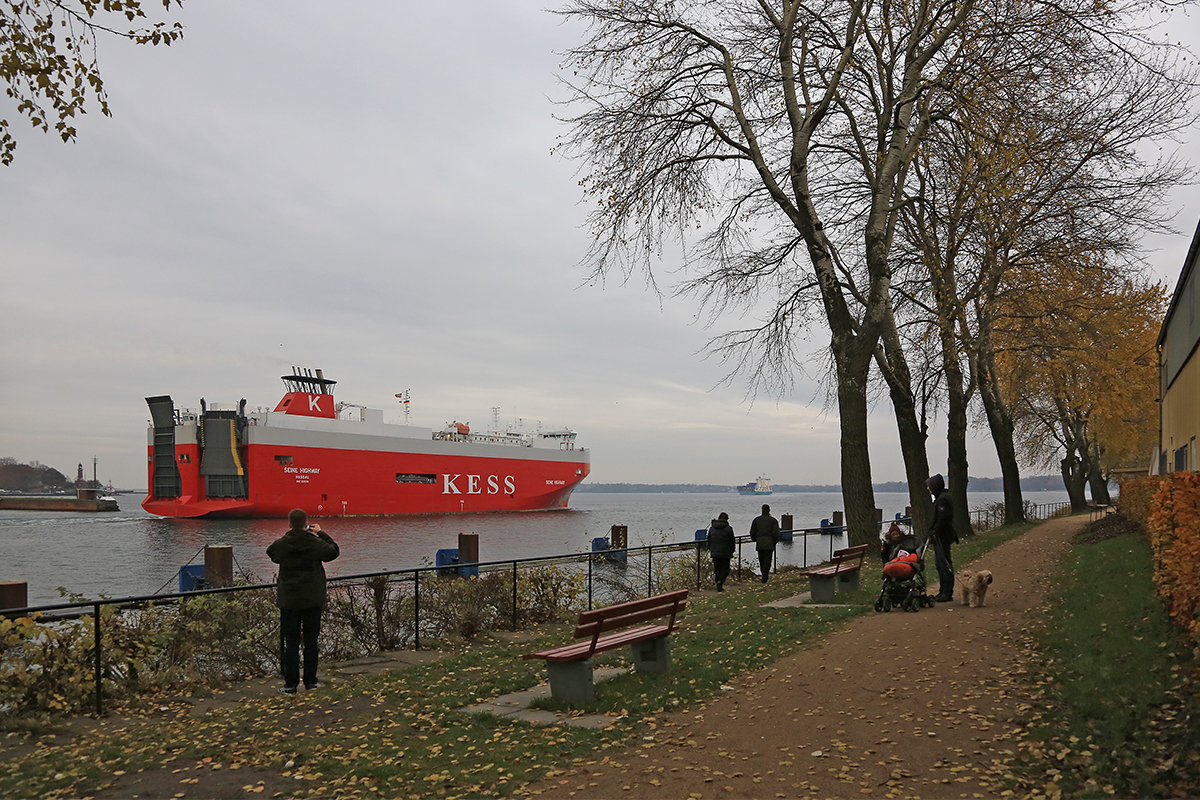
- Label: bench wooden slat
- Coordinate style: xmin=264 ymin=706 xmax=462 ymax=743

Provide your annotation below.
xmin=803 ymin=544 xmax=868 ymax=574
xmin=574 ymin=600 xmax=687 ymax=639
xmin=575 ymin=589 xmax=688 ymax=626
xmin=524 ymin=623 xmax=671 ymax=663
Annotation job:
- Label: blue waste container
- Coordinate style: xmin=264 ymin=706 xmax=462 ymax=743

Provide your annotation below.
xmin=179 ymin=564 xmax=205 ymax=592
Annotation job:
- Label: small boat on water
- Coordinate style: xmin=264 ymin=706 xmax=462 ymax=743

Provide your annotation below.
xmin=142 ymin=369 xmax=590 ymax=519
xmin=737 ymin=475 xmax=773 ymax=495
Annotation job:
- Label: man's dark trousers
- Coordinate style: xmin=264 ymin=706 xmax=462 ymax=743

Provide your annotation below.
xmin=280 ymin=606 xmax=322 ymax=688
xmin=758 ymin=551 xmax=773 ymax=582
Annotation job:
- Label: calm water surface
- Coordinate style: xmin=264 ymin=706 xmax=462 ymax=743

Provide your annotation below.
xmin=0 ymin=490 xmax=1068 ymax=607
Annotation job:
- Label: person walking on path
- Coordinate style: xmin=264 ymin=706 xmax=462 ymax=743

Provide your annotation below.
xmin=267 ymin=508 xmax=340 ymax=693
xmin=707 ymin=512 xmax=736 ymax=591
xmin=749 ymin=503 xmax=781 ymax=583
xmin=926 ymin=473 xmax=958 ymax=601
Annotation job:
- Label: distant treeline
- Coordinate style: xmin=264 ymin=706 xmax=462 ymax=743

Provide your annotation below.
xmin=0 ymin=458 xmax=73 ymax=492
xmin=577 ymin=475 xmax=1065 ymax=493
xmin=575 ymin=483 xmax=734 ymax=493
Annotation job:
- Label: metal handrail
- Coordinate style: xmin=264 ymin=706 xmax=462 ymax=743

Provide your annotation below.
xmin=970 ymin=500 xmax=1077 ymax=531
xmin=0 ymin=515 xmax=934 ymax=716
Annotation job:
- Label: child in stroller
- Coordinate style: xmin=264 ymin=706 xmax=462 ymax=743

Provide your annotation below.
xmin=875 ymin=523 xmax=935 ymax=612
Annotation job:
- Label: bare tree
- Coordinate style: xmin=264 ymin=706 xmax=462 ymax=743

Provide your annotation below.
xmin=555 ymin=0 xmax=977 ymax=545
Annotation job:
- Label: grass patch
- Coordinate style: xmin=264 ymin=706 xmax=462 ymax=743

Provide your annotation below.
xmin=0 ymin=520 xmax=1078 ymax=800
xmin=1008 ymin=518 xmax=1200 ymax=798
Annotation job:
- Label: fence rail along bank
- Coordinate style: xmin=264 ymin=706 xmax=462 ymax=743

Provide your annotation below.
xmin=1 ymin=502 xmax=1083 ymax=717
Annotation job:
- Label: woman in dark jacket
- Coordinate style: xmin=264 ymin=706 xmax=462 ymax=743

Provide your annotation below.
xmin=708 ymin=512 xmax=736 ymax=591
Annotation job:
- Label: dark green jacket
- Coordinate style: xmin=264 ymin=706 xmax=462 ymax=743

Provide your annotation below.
xmin=267 ymin=527 xmax=340 ymax=610
xmin=749 ymin=513 xmax=781 ymax=552
xmin=707 ymin=519 xmax=736 ymax=558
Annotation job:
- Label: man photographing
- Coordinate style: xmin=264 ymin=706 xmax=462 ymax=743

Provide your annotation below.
xmin=267 ymin=508 xmax=340 ymax=693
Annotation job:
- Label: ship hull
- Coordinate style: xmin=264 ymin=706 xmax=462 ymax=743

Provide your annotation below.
xmin=142 ymin=442 xmax=586 ymax=517
xmin=142 ymin=383 xmax=589 ymax=519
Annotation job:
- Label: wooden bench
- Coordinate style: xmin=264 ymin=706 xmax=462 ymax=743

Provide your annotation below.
xmin=523 ymin=589 xmax=688 ymax=702
xmin=803 ymin=544 xmax=869 ymax=602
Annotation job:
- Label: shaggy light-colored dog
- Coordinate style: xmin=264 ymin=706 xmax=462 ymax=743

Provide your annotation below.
xmin=958 ymin=569 xmax=993 ymax=608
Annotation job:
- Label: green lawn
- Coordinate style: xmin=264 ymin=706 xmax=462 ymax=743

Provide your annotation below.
xmin=2 ymin=516 xmax=1196 ymax=799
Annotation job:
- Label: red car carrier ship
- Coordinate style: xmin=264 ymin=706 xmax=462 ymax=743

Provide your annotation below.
xmin=143 ymin=369 xmax=590 ymax=518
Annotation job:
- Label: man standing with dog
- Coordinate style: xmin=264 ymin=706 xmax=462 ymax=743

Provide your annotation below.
xmin=926 ymin=474 xmax=958 ymax=602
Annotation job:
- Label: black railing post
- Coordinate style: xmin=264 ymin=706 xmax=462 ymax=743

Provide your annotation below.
xmin=647 ymin=546 xmax=653 ymax=597
xmin=587 ymin=554 xmax=593 ymax=610
xmin=93 ymin=602 xmax=102 ymax=716
xmin=414 ymin=571 xmax=420 ymax=651
xmin=511 ymin=561 xmax=518 ymax=631
xmin=695 ymin=542 xmax=701 ymax=590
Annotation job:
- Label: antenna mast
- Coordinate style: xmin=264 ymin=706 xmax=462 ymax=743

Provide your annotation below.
xmin=396 ymin=390 xmax=411 ymax=424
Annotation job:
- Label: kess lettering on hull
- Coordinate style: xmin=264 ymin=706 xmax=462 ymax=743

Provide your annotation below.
xmin=441 ymin=474 xmax=516 ymax=495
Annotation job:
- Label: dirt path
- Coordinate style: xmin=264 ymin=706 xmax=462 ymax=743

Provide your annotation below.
xmin=518 ymin=514 xmax=1088 ymax=800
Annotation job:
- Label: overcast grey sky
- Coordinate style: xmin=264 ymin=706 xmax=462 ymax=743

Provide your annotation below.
xmin=1 ymin=1 xmax=1197 ymax=492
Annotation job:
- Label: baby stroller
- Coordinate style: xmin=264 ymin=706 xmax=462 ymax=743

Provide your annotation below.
xmin=874 ymin=529 xmax=935 ymax=613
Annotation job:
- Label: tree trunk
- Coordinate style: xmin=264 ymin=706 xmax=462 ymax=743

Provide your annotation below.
xmin=875 ymin=317 xmax=932 ymax=537
xmin=1061 ymin=452 xmax=1089 ymax=511
xmin=932 ymin=293 xmax=973 ymax=538
xmin=1088 ymin=465 xmax=1111 ymax=505
xmin=973 ymin=320 xmax=1025 ymax=524
xmin=1086 ymin=441 xmax=1111 ymax=504
xmin=944 ymin=355 xmax=974 ymax=538
xmin=834 ymin=344 xmax=878 ymax=547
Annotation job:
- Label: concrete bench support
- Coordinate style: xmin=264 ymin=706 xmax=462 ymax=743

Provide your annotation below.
xmin=809 ymin=575 xmax=838 ymax=603
xmin=547 ymin=659 xmax=595 ymax=703
xmin=631 ymin=635 xmax=671 ymax=673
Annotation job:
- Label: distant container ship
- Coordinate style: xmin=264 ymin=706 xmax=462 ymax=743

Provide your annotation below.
xmin=142 ymin=369 xmax=590 ymax=518
xmin=737 ymin=475 xmax=773 ymax=495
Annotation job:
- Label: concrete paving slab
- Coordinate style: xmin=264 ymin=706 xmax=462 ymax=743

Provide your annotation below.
xmin=456 ymin=667 xmax=629 ymax=728
xmin=763 ymin=592 xmax=859 ymax=609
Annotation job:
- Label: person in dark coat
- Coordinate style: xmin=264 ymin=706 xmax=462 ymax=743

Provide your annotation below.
xmin=926 ymin=474 xmax=958 ymax=601
xmin=267 ymin=508 xmax=340 ymax=693
xmin=707 ymin=512 xmax=736 ymax=591
xmin=749 ymin=504 xmax=781 ymax=583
